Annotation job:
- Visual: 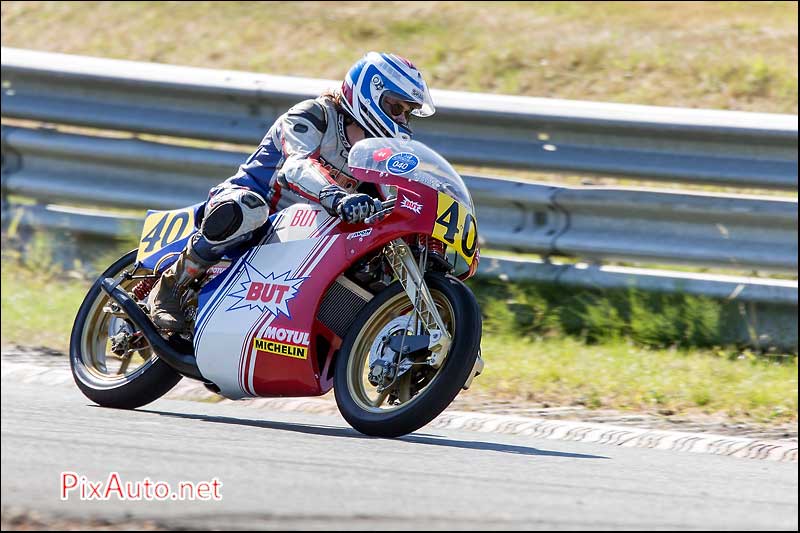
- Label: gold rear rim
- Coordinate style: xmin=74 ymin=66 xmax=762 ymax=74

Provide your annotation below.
xmin=79 ymin=266 xmax=156 ymax=383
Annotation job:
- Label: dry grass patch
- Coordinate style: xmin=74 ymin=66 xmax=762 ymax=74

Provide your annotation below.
xmin=2 ymin=1 xmax=796 ymax=112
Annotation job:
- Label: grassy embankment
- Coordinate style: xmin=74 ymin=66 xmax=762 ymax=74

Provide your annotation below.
xmin=1 ymin=1 xmax=797 ymax=114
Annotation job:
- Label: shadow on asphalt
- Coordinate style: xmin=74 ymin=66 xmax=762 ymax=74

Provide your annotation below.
xmin=136 ymin=408 xmax=609 ymax=460
xmin=400 ymin=434 xmax=609 ymax=459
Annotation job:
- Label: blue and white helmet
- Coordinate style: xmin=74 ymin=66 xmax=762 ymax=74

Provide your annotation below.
xmin=340 ymin=52 xmax=435 ymax=140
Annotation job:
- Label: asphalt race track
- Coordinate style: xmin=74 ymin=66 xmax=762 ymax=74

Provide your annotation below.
xmin=1 ymin=354 xmax=797 ymax=530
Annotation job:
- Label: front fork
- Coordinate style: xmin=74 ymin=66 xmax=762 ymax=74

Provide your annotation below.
xmin=385 ymin=239 xmax=484 ymax=389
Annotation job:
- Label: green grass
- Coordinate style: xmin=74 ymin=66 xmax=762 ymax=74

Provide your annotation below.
xmin=478 ymin=334 xmax=797 ymax=424
xmin=471 ymin=276 xmax=760 ymax=350
xmin=0 ymin=223 xmax=139 ymax=349
xmin=1 ymin=258 xmax=90 ymax=350
xmin=466 ymin=277 xmax=797 ymax=422
xmin=1 ymin=1 xmax=797 ymax=113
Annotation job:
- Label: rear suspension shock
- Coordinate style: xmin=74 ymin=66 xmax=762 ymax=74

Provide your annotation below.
xmin=131 ymin=278 xmax=156 ymax=302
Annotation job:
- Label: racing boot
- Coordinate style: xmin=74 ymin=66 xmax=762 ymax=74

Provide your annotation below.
xmin=149 ymin=238 xmax=216 ymax=332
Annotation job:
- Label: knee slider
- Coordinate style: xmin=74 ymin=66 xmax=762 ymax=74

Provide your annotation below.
xmin=201 ymin=200 xmax=244 ymax=242
xmin=240 ymin=192 xmax=266 ymax=209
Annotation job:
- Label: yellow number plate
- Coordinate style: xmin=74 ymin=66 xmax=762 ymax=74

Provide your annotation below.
xmin=136 ymin=207 xmax=196 ymax=262
xmin=432 ymin=192 xmax=478 ymax=266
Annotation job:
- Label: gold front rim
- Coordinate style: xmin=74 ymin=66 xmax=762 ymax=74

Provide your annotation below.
xmin=346 ymin=289 xmax=455 ymax=413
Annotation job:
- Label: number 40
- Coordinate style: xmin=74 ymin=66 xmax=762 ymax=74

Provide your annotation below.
xmin=435 ymin=202 xmax=477 ymax=258
xmin=141 ymin=212 xmax=190 ymax=252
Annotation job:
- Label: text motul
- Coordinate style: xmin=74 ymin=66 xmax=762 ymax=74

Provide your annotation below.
xmin=263 ymin=326 xmax=310 ymax=346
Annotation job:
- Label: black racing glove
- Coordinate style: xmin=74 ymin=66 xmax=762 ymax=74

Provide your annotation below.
xmin=319 ymin=184 xmax=379 ymax=224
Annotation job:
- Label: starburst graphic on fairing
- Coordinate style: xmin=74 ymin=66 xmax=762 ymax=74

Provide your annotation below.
xmin=225 ymin=262 xmax=305 ymax=319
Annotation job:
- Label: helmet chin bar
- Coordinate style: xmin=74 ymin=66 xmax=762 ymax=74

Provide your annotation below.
xmin=339 ymin=96 xmax=382 ymax=139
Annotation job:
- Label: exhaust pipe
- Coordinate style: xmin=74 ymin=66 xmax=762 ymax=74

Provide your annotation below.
xmin=100 ymin=278 xmax=205 ymax=382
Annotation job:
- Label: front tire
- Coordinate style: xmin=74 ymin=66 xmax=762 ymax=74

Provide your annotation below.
xmin=334 ymin=272 xmax=482 ymax=438
xmin=70 ymin=249 xmax=182 ymax=409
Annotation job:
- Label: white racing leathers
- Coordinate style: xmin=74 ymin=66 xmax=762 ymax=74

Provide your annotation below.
xmin=194 ymin=95 xmax=363 ymax=259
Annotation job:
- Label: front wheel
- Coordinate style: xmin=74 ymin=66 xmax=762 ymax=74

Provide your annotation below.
xmin=334 ymin=272 xmax=482 ymax=438
xmin=70 ymin=249 xmax=182 ymax=409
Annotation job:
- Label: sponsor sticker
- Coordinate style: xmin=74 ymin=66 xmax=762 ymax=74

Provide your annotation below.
xmin=262 ymin=326 xmax=310 ymax=346
xmin=347 ymin=228 xmax=373 ymax=240
xmin=253 ymin=338 xmax=308 ymax=360
xmin=372 ymin=148 xmax=393 ymax=162
xmin=226 ymin=263 xmax=305 ymax=319
xmin=410 ymin=172 xmax=440 ymax=190
xmin=289 ymin=208 xmax=317 ymax=228
xmin=204 ymin=262 xmax=231 ymax=282
xmin=386 ymin=152 xmax=419 ymax=175
xmin=399 ymin=196 xmax=423 ymax=214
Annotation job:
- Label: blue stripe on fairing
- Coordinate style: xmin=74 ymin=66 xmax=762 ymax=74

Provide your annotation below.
xmin=196 ymin=211 xmax=280 ymax=326
xmin=193 ymin=253 xmax=249 ymax=346
xmin=194 ymin=251 xmax=248 ymax=337
xmin=193 ymin=212 xmax=282 ymax=342
xmin=382 ymin=54 xmax=422 ymax=90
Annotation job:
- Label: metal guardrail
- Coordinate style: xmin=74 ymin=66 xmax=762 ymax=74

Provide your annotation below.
xmin=3 ymin=202 xmax=796 ymax=308
xmin=2 ymin=47 xmax=798 ymax=190
xmin=2 ymin=125 xmax=797 ymax=274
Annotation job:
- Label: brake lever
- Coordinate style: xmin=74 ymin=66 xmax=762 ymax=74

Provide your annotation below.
xmin=364 ymin=197 xmax=396 ymax=225
xmin=364 ymin=209 xmax=392 ymax=225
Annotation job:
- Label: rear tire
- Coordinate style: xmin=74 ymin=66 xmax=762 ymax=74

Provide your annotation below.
xmin=334 ymin=272 xmax=481 ymax=438
xmin=70 ymin=249 xmax=182 ymax=409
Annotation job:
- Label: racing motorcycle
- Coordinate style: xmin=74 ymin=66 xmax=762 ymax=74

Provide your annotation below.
xmin=70 ymin=138 xmax=484 ymax=438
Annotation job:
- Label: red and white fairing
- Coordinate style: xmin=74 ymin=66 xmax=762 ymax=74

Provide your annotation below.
xmin=194 ymin=205 xmax=343 ymax=399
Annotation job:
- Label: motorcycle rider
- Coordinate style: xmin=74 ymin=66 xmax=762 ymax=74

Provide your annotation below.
xmin=149 ymin=52 xmax=436 ymax=332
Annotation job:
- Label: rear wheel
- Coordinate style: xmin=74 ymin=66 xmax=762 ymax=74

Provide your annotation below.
xmin=70 ymin=250 xmax=182 ymax=409
xmin=334 ymin=272 xmax=481 ymax=437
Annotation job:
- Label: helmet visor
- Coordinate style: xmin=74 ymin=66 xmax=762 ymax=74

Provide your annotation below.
xmin=380 ymin=91 xmax=422 ymax=126
xmin=411 ymin=82 xmax=435 ymax=118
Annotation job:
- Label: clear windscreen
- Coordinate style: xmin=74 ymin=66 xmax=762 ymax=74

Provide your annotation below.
xmin=348 ymin=138 xmax=473 ymax=209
